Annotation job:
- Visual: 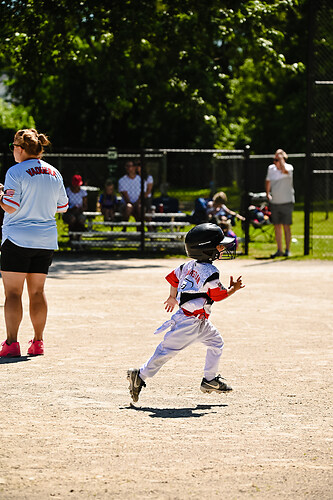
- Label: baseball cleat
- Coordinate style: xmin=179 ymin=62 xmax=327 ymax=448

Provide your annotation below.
xmin=127 ymin=368 xmax=146 ymax=402
xmin=27 ymin=340 xmax=44 ymax=356
xmin=0 ymin=340 xmax=21 ymax=358
xmin=200 ymin=374 xmax=232 ymax=394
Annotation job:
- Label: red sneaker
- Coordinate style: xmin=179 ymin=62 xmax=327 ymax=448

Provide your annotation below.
xmin=27 ymin=340 xmax=44 ymax=356
xmin=0 ymin=341 xmax=21 ymax=358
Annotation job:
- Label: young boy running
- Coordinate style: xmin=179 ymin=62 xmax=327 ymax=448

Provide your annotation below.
xmin=127 ymin=223 xmax=245 ymax=402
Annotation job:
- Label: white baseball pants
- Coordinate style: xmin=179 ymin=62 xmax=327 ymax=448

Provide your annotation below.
xmin=139 ymin=309 xmax=224 ymax=382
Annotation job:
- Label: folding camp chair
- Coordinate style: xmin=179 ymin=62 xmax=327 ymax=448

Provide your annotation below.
xmin=248 ymin=192 xmax=275 ymax=242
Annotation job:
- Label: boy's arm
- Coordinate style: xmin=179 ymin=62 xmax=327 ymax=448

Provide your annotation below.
xmin=164 ymin=285 xmax=178 ymax=313
xmin=227 ymin=276 xmax=245 ymax=297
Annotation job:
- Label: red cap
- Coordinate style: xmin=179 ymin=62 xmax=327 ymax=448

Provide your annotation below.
xmin=72 ymin=174 xmax=83 ymax=186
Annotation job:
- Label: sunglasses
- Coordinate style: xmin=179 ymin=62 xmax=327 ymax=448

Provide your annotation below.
xmin=9 ymin=143 xmax=23 ymax=152
xmin=273 ymin=158 xmax=279 ymax=162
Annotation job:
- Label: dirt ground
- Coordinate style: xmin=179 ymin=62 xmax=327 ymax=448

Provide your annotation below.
xmin=0 ymin=254 xmax=332 ymax=499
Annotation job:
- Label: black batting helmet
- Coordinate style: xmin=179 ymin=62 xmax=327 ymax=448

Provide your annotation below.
xmin=185 ymin=223 xmax=236 ymax=262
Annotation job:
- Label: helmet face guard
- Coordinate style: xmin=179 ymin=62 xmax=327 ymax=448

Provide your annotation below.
xmin=216 ymin=240 xmax=236 ymax=260
xmin=185 ymin=223 xmax=236 ymax=262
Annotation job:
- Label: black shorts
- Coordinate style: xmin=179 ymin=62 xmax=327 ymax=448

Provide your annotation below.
xmin=0 ymin=239 xmax=54 ymax=274
xmin=270 ymin=202 xmax=294 ymax=225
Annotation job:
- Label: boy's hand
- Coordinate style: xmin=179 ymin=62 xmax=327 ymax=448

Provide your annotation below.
xmin=229 ymin=275 xmax=245 ymax=292
xmin=164 ymin=296 xmax=178 ymax=313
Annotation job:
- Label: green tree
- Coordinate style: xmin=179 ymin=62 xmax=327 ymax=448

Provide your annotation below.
xmin=0 ymin=0 xmax=307 ymax=151
xmin=0 ymin=98 xmax=35 ymax=131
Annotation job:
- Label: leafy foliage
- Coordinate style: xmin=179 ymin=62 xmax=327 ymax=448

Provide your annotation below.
xmin=0 ymin=98 xmax=35 ymax=130
xmin=0 ymin=0 xmax=307 ymax=151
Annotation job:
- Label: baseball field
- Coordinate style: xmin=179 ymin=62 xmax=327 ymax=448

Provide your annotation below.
xmin=0 ymin=254 xmax=332 ymax=499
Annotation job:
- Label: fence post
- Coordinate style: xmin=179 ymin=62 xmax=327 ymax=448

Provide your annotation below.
xmin=1 ymin=150 xmax=10 ymax=179
xmin=1 ymin=151 xmax=5 ymax=179
xmin=162 ymin=151 xmax=167 ymax=186
xmin=242 ymin=145 xmax=251 ymax=256
xmin=107 ymin=146 xmax=118 ymax=178
xmin=304 ymin=0 xmax=316 ymax=256
xmin=140 ymin=149 xmax=145 ymax=253
xmin=304 ymin=158 xmax=313 ymax=256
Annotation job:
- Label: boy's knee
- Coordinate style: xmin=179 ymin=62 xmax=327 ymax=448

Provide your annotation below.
xmin=210 ymin=337 xmax=224 ymax=354
xmin=212 ymin=344 xmax=223 ymax=356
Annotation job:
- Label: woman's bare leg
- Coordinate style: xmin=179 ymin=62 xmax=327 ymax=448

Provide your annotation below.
xmin=283 ymin=224 xmax=291 ymax=252
xmin=26 ymin=273 xmax=48 ymax=341
xmin=274 ymin=224 xmax=283 ymax=253
xmin=1 ymin=271 xmax=26 ymax=344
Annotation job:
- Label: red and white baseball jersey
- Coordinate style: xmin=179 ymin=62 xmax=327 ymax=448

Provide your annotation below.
xmin=166 ymin=260 xmax=228 ymax=319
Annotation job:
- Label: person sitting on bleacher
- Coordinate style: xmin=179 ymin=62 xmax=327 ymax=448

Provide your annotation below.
xmin=188 ymin=196 xmax=210 ymax=224
xmin=118 ymin=161 xmax=141 ymax=221
xmin=63 ymin=174 xmax=88 ymax=232
xmin=135 ymin=160 xmax=154 ymax=212
xmin=152 ymin=183 xmax=181 ymax=223
xmin=97 ymin=179 xmax=118 ymax=222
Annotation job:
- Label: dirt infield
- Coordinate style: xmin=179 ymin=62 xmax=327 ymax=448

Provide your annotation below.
xmin=0 ymin=255 xmax=332 ymax=499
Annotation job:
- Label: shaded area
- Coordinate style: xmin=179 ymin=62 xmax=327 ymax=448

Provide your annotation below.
xmin=123 ymin=403 xmax=228 ymax=419
xmin=49 ymin=253 xmax=166 ymax=277
xmin=0 ymin=355 xmax=30 ymax=365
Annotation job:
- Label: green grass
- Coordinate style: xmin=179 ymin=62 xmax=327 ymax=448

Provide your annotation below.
xmin=166 ymin=186 xmax=333 ymax=260
xmin=169 ymin=183 xmax=333 ymax=260
xmin=241 ymin=210 xmax=333 ymax=260
xmin=167 ymin=182 xmax=241 ymax=208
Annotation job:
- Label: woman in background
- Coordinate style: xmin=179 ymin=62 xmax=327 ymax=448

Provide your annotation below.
xmin=265 ymin=149 xmax=295 ymax=258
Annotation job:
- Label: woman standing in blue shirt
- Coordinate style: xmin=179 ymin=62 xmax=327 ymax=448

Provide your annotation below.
xmin=0 ymin=128 xmax=68 ymax=358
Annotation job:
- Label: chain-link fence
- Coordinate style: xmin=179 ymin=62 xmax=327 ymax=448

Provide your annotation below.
xmin=1 ymin=146 xmax=329 ymax=255
xmin=0 ymin=148 xmax=247 ymax=252
xmin=51 ymin=148 xmax=246 ymax=253
xmin=34 ymin=148 xmax=246 ymax=214
xmin=1 ymin=144 xmax=332 ymax=255
xmin=305 ymin=0 xmax=333 ymax=257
